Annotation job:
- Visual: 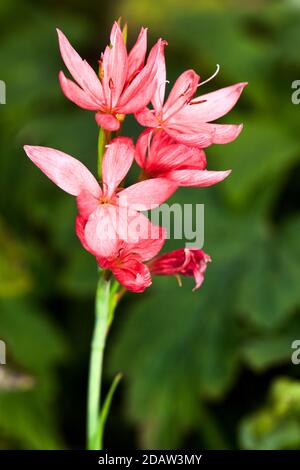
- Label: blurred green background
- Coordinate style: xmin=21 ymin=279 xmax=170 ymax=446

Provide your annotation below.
xmin=1 ymin=0 xmax=300 ymax=450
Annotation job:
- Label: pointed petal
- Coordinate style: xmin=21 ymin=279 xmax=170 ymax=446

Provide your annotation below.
xmin=95 ymin=112 xmax=120 ymax=130
xmin=119 ymin=178 xmax=177 ymax=210
xmin=163 ymin=69 xmax=199 ymax=120
xmin=166 ymin=169 xmax=231 ymax=187
xmin=208 ymin=123 xmax=244 ymax=144
xmin=59 ymin=71 xmax=100 ymax=110
xmin=57 ymin=29 xmax=103 ymax=102
xmin=101 ymin=22 xmax=128 ymax=108
xmin=165 ymin=127 xmax=213 ymax=147
xmin=23 ymin=145 xmax=101 ymax=197
xmin=102 ymin=137 xmax=135 ymax=198
xmin=192 ymin=267 xmax=206 ymax=290
xmin=179 ymin=82 xmax=248 ymax=123
xmin=166 ymin=123 xmax=243 ymax=148
xmin=151 ymin=40 xmax=166 ymax=111
xmin=127 ymin=27 xmax=147 ymax=82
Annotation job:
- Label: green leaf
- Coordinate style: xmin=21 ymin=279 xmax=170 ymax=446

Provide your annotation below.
xmin=109 ymin=267 xmax=241 ymax=448
xmin=212 ymin=120 xmax=300 ymax=210
xmin=237 ymin=217 xmax=300 ymax=329
xmin=59 ymin=250 xmax=97 ymax=298
xmin=242 ymin=316 xmax=300 ymax=371
xmin=0 ymin=219 xmax=32 ymax=297
xmin=240 ymin=378 xmax=300 ymax=450
xmin=99 ymin=373 xmax=122 ymax=448
xmin=0 ymin=298 xmax=68 ymax=448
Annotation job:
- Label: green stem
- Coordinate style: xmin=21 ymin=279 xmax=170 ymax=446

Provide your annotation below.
xmin=87 ymin=274 xmax=112 ymax=450
xmin=97 ymin=128 xmax=111 ymax=179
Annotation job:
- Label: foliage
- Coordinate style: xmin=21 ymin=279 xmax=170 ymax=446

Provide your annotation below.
xmin=0 ymin=0 xmax=300 ymax=449
xmin=240 ymin=377 xmax=300 ymax=449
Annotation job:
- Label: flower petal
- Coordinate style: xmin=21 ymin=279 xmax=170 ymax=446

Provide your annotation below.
xmin=101 ymin=22 xmax=128 ymax=108
xmin=23 ymin=145 xmax=101 ymax=197
xmin=151 ymin=40 xmax=166 ymax=111
xmin=76 ymin=190 xmax=99 ymax=220
xmin=165 ymin=169 xmax=231 ymax=187
xmin=119 ymin=178 xmax=177 ymax=210
xmin=118 ymin=77 xmax=157 ymax=114
xmin=75 ymin=215 xmax=97 ymax=254
xmin=127 ymin=27 xmax=147 ymax=83
xmin=179 ymin=82 xmax=248 ymax=123
xmin=136 ymin=129 xmax=206 ymax=174
xmin=135 ymin=128 xmax=153 ymax=168
xmin=166 ymin=123 xmax=243 ymax=147
xmin=84 ymin=205 xmax=120 ymax=257
xmin=102 ymin=137 xmax=135 ymax=198
xmin=134 ymin=107 xmax=158 ymax=128
xmin=163 ymin=69 xmax=199 ymax=120
xmin=59 ymin=71 xmax=101 ymax=110
xmin=57 ymin=28 xmax=103 ymax=103
xmin=126 ymin=213 xmax=166 ymax=260
xmin=151 ymin=144 xmax=206 ymax=172
xmin=95 ymin=113 xmax=120 ymax=131
xmin=111 ymin=259 xmax=152 ymax=293
xmin=208 ymin=123 xmax=244 ymax=144
xmin=149 ymin=247 xmax=211 ymax=291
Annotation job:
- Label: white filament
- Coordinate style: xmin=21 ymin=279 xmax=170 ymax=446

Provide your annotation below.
xmin=198 ymin=64 xmax=220 ymax=88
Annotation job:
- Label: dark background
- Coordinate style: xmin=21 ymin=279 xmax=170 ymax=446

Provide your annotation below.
xmin=1 ymin=0 xmax=300 ymax=449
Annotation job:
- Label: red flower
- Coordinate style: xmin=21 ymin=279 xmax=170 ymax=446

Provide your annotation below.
xmin=149 ymin=248 xmax=211 ymax=291
xmin=57 ymin=22 xmax=166 ymax=131
xmin=96 ymin=234 xmax=166 ymax=293
xmin=136 ymin=129 xmax=231 ymax=187
xmin=135 ymin=53 xmax=247 ymax=148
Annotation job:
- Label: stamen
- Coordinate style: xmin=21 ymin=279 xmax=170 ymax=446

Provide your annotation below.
xmin=190 ymin=99 xmax=207 ymax=106
xmin=175 ymin=274 xmax=182 ymax=287
xmin=197 ymin=64 xmax=220 ymax=88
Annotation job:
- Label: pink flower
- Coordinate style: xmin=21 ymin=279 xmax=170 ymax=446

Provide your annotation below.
xmin=96 ymin=235 xmax=166 ymax=293
xmin=136 ymin=129 xmax=231 ymax=187
xmin=23 ymin=137 xmax=176 ymax=258
xmin=149 ymin=248 xmax=211 ymax=291
xmin=57 ymin=22 xmax=166 ymax=131
xmin=135 ymin=53 xmax=247 ymax=147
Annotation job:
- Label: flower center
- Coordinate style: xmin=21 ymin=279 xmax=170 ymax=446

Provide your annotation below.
xmin=99 ymin=196 xmax=110 ymax=205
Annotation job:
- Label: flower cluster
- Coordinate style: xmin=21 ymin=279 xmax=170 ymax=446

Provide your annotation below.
xmin=24 ymin=21 xmax=246 ymax=293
